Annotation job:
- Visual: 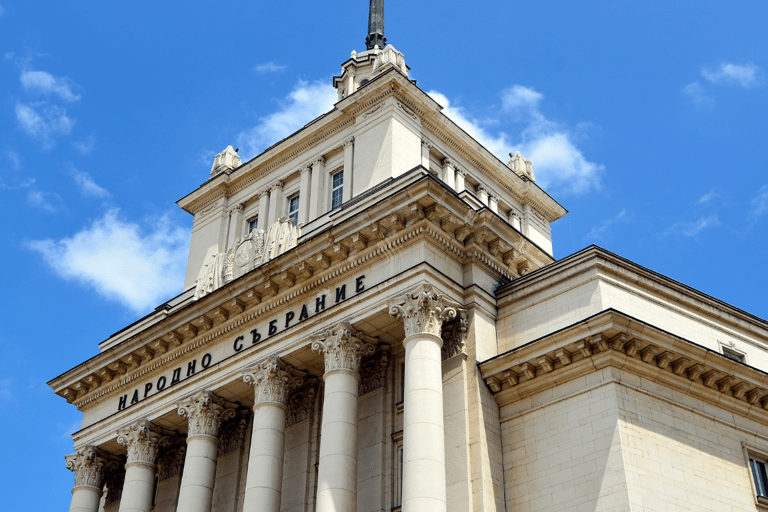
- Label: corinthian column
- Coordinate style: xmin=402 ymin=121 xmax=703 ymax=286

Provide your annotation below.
xmin=311 ymin=322 xmax=376 ymax=512
xmin=241 ymin=356 xmax=304 ymax=512
xmin=65 ymin=446 xmax=115 ymax=512
xmin=116 ymin=420 xmax=170 ymax=512
xmin=176 ymin=391 xmax=237 ymax=512
xmin=389 ymin=285 xmax=459 ymax=512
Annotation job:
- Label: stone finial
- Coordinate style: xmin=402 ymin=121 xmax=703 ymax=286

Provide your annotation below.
xmin=242 ymin=356 xmax=305 ymax=407
xmin=311 ymin=322 xmax=377 ymax=375
xmin=507 ymin=151 xmax=535 ymax=182
xmin=65 ymin=446 xmax=116 ymax=489
xmin=177 ymin=390 xmax=237 ymax=438
xmin=211 ymin=145 xmax=241 ymax=176
xmin=389 ymin=284 xmax=460 ymax=338
xmin=116 ymin=419 xmax=171 ymax=466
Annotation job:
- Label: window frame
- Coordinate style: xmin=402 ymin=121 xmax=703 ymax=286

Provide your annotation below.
xmin=247 ymin=216 xmax=259 ymax=233
xmin=330 ymin=168 xmax=344 ymax=210
xmin=743 ymin=443 xmax=768 ymax=509
xmin=720 ymin=343 xmax=747 ymax=364
xmin=287 ymin=193 xmax=300 ymax=226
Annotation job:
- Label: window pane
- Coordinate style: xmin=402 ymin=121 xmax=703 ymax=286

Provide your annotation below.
xmin=333 ymin=170 xmax=343 ymax=188
xmin=331 ymin=170 xmax=344 ymax=209
xmin=288 ymin=195 xmax=299 ymax=225
xmin=332 ymin=188 xmax=343 ymax=209
xmin=248 ymin=217 xmax=258 ymax=232
xmin=751 ymin=459 xmax=768 ymax=497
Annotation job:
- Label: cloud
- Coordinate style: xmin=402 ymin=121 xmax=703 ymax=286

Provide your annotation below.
xmin=667 ymin=215 xmax=720 ymax=237
xmin=0 ymin=5 xmax=5 ymax=18
xmin=15 ymin=102 xmax=75 ymax=148
xmin=683 ymin=81 xmax=713 ymax=106
xmin=20 ymin=69 xmax=81 ymax=101
xmin=237 ymin=79 xmax=337 ymax=158
xmin=750 ymin=185 xmax=768 ymax=220
xmin=61 ymin=420 xmax=81 ymax=440
xmin=586 ymin=209 xmax=628 ymax=240
xmin=702 ymin=63 xmax=760 ymax=88
xmin=27 ymin=189 xmax=65 ymax=212
xmin=73 ymin=136 xmax=95 ymax=155
xmin=697 ymin=190 xmax=718 ymax=205
xmin=71 ymin=167 xmax=109 ymax=198
xmin=254 ymin=62 xmax=287 ymax=74
xmin=4 ymin=148 xmax=21 ymax=170
xmin=27 ymin=210 xmax=190 ymax=314
xmin=429 ymin=85 xmax=604 ymax=196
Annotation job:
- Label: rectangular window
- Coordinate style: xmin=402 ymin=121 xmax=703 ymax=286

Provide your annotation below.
xmin=248 ymin=216 xmax=258 ymax=233
xmin=751 ymin=456 xmax=768 ymax=499
xmin=331 ymin=170 xmax=344 ymax=209
xmin=723 ymin=346 xmax=745 ymax=363
xmin=392 ymin=431 xmax=404 ymax=510
xmin=287 ymin=195 xmax=300 ymax=226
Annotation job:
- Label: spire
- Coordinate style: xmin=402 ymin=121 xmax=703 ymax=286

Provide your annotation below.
xmin=366 ymin=0 xmax=386 ymax=50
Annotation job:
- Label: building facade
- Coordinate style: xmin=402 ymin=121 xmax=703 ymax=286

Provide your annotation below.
xmin=51 ymin=5 xmax=768 ymax=512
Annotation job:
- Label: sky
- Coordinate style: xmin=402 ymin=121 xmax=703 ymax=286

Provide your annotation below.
xmin=1 ymin=0 xmax=766 ymax=509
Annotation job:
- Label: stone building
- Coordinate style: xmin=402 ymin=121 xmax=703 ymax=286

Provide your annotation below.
xmin=51 ymin=3 xmax=768 ymax=512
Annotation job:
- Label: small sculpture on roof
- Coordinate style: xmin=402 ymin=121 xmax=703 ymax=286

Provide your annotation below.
xmin=507 ymin=151 xmax=535 ymax=182
xmin=211 ymin=146 xmax=241 ymax=176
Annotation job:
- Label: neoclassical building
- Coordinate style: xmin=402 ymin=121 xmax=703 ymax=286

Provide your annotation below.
xmin=51 ymin=3 xmax=768 ymax=512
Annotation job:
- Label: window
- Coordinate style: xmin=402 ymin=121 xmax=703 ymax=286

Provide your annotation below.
xmin=392 ymin=431 xmax=403 ymax=510
xmin=750 ymin=455 xmax=768 ymax=500
xmin=287 ymin=195 xmax=300 ymax=225
xmin=331 ymin=170 xmax=344 ymax=209
xmin=248 ymin=216 xmax=258 ymax=233
xmin=722 ymin=346 xmax=745 ymax=363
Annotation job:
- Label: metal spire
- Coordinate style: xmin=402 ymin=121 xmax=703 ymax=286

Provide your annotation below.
xmin=365 ymin=0 xmax=386 ymax=50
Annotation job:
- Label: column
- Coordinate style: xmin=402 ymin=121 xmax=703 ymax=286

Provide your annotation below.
xmin=509 ymin=211 xmax=521 ymax=231
xmin=441 ymin=158 xmax=456 ymax=190
xmin=226 ymin=203 xmax=245 ymax=250
xmin=477 ymin=185 xmax=490 ymax=206
xmin=241 ymin=356 xmax=304 ymax=512
xmin=389 ymin=285 xmax=460 ymax=512
xmin=311 ymin=322 xmax=376 ymax=512
xmin=116 ymin=419 xmax=170 ymax=512
xmin=342 ymin=137 xmax=354 ymax=202
xmin=454 ymin=168 xmax=466 ymax=193
xmin=421 ymin=139 xmax=432 ymax=171
xmin=258 ymin=188 xmax=270 ymax=229
xmin=488 ymin=194 xmax=498 ymax=213
xmin=522 ymin=203 xmax=532 ymax=237
xmin=298 ymin=164 xmax=312 ymax=226
xmin=267 ymin=181 xmax=284 ymax=226
xmin=66 ymin=446 xmax=114 ymax=512
xmin=309 ymin=156 xmax=326 ymax=218
xmin=176 ymin=390 xmax=237 ymax=512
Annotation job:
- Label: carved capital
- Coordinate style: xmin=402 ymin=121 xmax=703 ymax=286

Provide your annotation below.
xmin=454 ymin=167 xmax=467 ymax=177
xmin=421 ymin=138 xmax=433 ymax=149
xmin=229 ymin=203 xmax=245 ymax=215
xmin=157 ymin=441 xmax=186 ymax=482
xmin=258 ymin=187 xmax=271 ymax=198
xmin=442 ymin=157 xmax=457 ymax=169
xmin=243 ymin=356 xmax=305 ymax=407
xmin=177 ymin=390 xmax=237 ymax=438
xmin=65 ymin=446 xmax=115 ymax=489
xmin=359 ymin=345 xmax=391 ymax=395
xmin=270 ymin=180 xmax=284 ymax=191
xmin=218 ymin=409 xmax=250 ymax=457
xmin=343 ymin=136 xmax=355 ymax=148
xmin=287 ymin=379 xmax=318 ymax=427
xmin=389 ymin=284 xmax=459 ymax=338
xmin=311 ymin=322 xmax=377 ymax=375
xmin=313 ymin=156 xmax=326 ymax=167
xmin=442 ymin=309 xmax=469 ymax=360
xmin=116 ymin=420 xmax=171 ymax=466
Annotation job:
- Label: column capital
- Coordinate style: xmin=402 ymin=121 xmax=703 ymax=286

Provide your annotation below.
xmin=242 ymin=356 xmax=305 ymax=407
xmin=177 ymin=390 xmax=237 ymax=438
xmin=270 ymin=180 xmax=284 ymax=191
xmin=228 ymin=203 xmax=245 ymax=215
xmin=389 ymin=284 xmax=461 ymax=338
xmin=342 ymin=136 xmax=355 ymax=148
xmin=258 ymin=187 xmax=271 ymax=198
xmin=116 ymin=419 xmax=172 ymax=466
xmin=421 ymin=138 xmax=433 ymax=149
xmin=65 ymin=446 xmax=117 ymax=489
xmin=312 ymin=156 xmax=326 ymax=167
xmin=311 ymin=322 xmax=377 ymax=375
xmin=454 ymin=166 xmax=467 ymax=177
xmin=442 ymin=157 xmax=457 ymax=168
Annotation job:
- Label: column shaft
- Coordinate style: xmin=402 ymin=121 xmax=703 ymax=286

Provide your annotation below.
xmin=342 ymin=138 xmax=354 ymax=202
xmin=66 ymin=446 xmax=111 ymax=512
xmin=441 ymin=160 xmax=455 ymax=190
xmin=455 ymin=169 xmax=465 ymax=193
xmin=298 ymin=166 xmax=311 ymax=226
xmin=243 ymin=404 xmax=287 ymax=512
xmin=258 ymin=190 xmax=270 ymax=230
xmin=119 ymin=462 xmax=156 ymax=512
xmin=421 ymin=140 xmax=431 ymax=170
xmin=70 ymin=486 xmax=102 ymax=512
xmin=309 ymin=157 xmax=326 ymax=218
xmin=268 ymin=183 xmax=284 ymax=225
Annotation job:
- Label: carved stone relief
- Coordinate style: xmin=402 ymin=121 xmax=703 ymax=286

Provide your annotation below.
xmin=243 ymin=356 xmax=305 ymax=407
xmin=389 ymin=284 xmax=459 ymax=338
xmin=441 ymin=309 xmax=469 ymax=360
xmin=286 ymin=379 xmax=319 ymax=428
xmin=217 ymin=409 xmax=250 ymax=457
xmin=359 ymin=344 xmax=391 ymax=395
xmin=116 ymin=419 xmax=172 ymax=466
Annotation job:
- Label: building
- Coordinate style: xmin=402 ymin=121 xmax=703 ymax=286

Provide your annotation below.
xmin=50 ymin=3 xmax=768 ymax=512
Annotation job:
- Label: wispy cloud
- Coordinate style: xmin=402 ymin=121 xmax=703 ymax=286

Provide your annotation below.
xmin=0 ymin=5 xmax=5 ymax=18
xmin=586 ymin=209 xmax=628 ymax=240
xmin=697 ymin=190 xmax=718 ymax=205
xmin=254 ymin=62 xmax=287 ymax=74
xmin=27 ymin=189 xmax=65 ymax=213
xmin=4 ymin=148 xmax=21 ymax=170
xmin=73 ymin=136 xmax=95 ymax=155
xmin=429 ymin=85 xmax=604 ymax=196
xmin=27 ymin=210 xmax=190 ymax=314
xmin=237 ymin=79 xmax=337 ymax=158
xmin=20 ymin=69 xmax=80 ymax=102
xmin=60 ymin=420 xmax=81 ymax=440
xmin=71 ymin=166 xmax=109 ymax=198
xmin=750 ymin=185 xmax=768 ymax=220
xmin=667 ymin=215 xmax=720 ymax=237
xmin=15 ymin=102 xmax=75 ymax=148
xmin=683 ymin=81 xmax=713 ymax=106
xmin=702 ymin=63 xmax=760 ymax=88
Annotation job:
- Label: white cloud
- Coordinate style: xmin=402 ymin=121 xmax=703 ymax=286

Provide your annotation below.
xmin=0 ymin=5 xmax=5 ymax=18
xmin=254 ymin=62 xmax=287 ymax=74
xmin=586 ymin=209 xmax=627 ymax=240
xmin=27 ymin=210 xmax=189 ymax=314
xmin=21 ymin=69 xmax=80 ymax=101
xmin=702 ymin=63 xmax=760 ymax=88
xmin=71 ymin=167 xmax=109 ymax=198
xmin=429 ymin=85 xmax=604 ymax=196
xmin=750 ymin=185 xmax=768 ymax=220
xmin=15 ymin=102 xmax=75 ymax=147
xmin=27 ymin=189 xmax=64 ymax=213
xmin=61 ymin=420 xmax=81 ymax=440
xmin=73 ymin=136 xmax=95 ymax=155
xmin=4 ymin=148 xmax=20 ymax=170
xmin=683 ymin=81 xmax=713 ymax=106
xmin=667 ymin=215 xmax=720 ymax=237
xmin=237 ymin=80 xmax=337 ymax=158
xmin=697 ymin=190 xmax=718 ymax=205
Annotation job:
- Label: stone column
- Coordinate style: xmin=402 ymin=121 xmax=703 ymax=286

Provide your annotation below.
xmin=342 ymin=137 xmax=354 ymax=202
xmin=116 ymin=420 xmax=170 ymax=512
xmin=509 ymin=210 xmax=521 ymax=231
xmin=477 ymin=185 xmax=490 ymax=206
xmin=298 ymin=164 xmax=312 ymax=226
xmin=522 ymin=203 xmax=532 ymax=237
xmin=421 ymin=139 xmax=432 ymax=171
xmin=66 ymin=446 xmax=114 ymax=512
xmin=267 ymin=181 xmax=284 ymax=226
xmin=311 ymin=322 xmax=377 ymax=512
xmin=389 ymin=285 xmax=460 ymax=512
xmin=258 ymin=187 xmax=270 ymax=229
xmin=176 ymin=390 xmax=237 ymax=512
xmin=226 ymin=203 xmax=245 ymax=250
xmin=241 ymin=356 xmax=304 ymax=512
xmin=488 ymin=194 xmax=499 ymax=213
xmin=309 ymin=156 xmax=326 ymax=218
xmin=441 ymin=158 xmax=456 ymax=190
xmin=454 ymin=168 xmax=466 ymax=193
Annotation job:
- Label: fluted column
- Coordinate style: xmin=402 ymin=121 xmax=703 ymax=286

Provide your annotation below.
xmin=241 ymin=356 xmax=304 ymax=512
xmin=176 ymin=391 xmax=236 ymax=512
xmin=66 ymin=446 xmax=114 ymax=512
xmin=390 ymin=285 xmax=460 ymax=512
xmin=312 ymin=322 xmax=376 ymax=512
xmin=117 ymin=420 xmax=170 ymax=512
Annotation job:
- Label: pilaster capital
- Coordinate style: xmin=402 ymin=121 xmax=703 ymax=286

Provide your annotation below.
xmin=177 ymin=390 xmax=237 ymax=438
xmin=312 ymin=156 xmax=326 ymax=167
xmin=270 ymin=180 xmax=284 ymax=191
xmin=300 ymin=162 xmax=312 ymax=173
xmin=421 ymin=138 xmax=433 ymax=150
xmin=442 ymin=157 xmax=457 ymax=169
xmin=311 ymin=322 xmax=377 ymax=375
xmin=342 ymin=136 xmax=355 ymax=148
xmin=116 ymin=419 xmax=171 ymax=466
xmin=454 ymin=166 xmax=467 ymax=177
xmin=65 ymin=446 xmax=117 ymax=489
xmin=477 ymin=184 xmax=491 ymax=196
xmin=389 ymin=284 xmax=461 ymax=338
xmin=229 ymin=203 xmax=245 ymax=215
xmin=258 ymin=187 xmax=271 ymax=198
xmin=242 ymin=356 xmax=305 ymax=407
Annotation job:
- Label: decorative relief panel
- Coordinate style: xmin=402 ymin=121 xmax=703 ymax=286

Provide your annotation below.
xmin=116 ymin=419 xmax=172 ymax=466
xmin=177 ymin=390 xmax=237 ymax=438
xmin=218 ymin=409 xmax=250 ymax=457
xmin=243 ymin=356 xmax=305 ymax=407
xmin=157 ymin=440 xmax=186 ymax=482
xmin=359 ymin=344 xmax=391 ymax=395
xmin=441 ymin=309 xmax=469 ymax=360
xmin=389 ymin=284 xmax=460 ymax=338
xmin=311 ymin=322 xmax=378 ymax=374
xmin=286 ymin=379 xmax=318 ymax=427
xmin=104 ymin=461 xmax=125 ymax=505
xmin=65 ymin=445 xmax=117 ymax=489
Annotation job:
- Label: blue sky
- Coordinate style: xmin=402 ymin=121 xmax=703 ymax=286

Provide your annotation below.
xmin=1 ymin=1 xmax=766 ymax=509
